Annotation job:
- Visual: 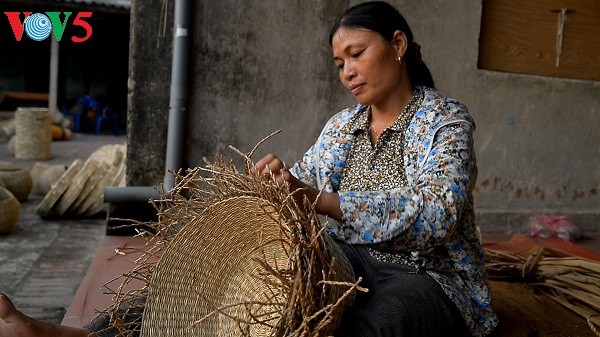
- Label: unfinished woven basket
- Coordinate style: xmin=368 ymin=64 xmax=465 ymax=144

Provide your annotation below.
xmin=99 ymin=136 xmax=363 ymax=337
xmin=140 ymin=195 xmax=356 ymax=337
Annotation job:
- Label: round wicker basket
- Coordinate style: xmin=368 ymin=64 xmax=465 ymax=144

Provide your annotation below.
xmin=140 ymin=196 xmax=356 ymax=337
xmin=14 ymin=107 xmax=52 ymax=160
xmin=0 ymin=186 xmax=20 ymax=235
xmin=0 ymin=164 xmax=32 ymax=202
xmin=99 ymin=155 xmax=362 ymax=337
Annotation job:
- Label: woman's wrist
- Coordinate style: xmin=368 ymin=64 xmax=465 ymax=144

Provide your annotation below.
xmin=315 ymin=191 xmax=342 ymax=221
xmin=284 ymin=173 xmax=341 ymax=220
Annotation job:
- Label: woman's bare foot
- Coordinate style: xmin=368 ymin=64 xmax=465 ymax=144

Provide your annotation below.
xmin=0 ymin=293 xmax=91 ymax=337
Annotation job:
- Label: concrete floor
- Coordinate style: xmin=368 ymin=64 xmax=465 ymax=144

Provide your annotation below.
xmin=0 ymin=132 xmax=125 ymax=324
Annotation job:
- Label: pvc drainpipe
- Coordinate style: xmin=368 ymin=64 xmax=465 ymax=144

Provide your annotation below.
xmin=104 ymin=0 xmax=190 ymax=203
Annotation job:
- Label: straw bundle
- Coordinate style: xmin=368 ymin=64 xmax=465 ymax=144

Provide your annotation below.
xmin=484 ymin=247 xmax=600 ymax=335
xmin=96 ymin=134 xmax=363 ymax=337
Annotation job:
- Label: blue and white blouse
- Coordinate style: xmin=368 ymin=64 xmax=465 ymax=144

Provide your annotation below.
xmin=290 ymin=86 xmax=498 ymax=336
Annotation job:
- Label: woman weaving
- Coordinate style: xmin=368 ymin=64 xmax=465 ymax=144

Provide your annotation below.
xmin=0 ymin=1 xmax=498 ymax=336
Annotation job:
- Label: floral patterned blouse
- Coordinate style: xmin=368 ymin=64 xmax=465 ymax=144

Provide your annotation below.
xmin=290 ymin=86 xmax=498 ymax=337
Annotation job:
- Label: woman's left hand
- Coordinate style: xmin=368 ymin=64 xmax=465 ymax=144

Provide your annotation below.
xmin=252 ymin=154 xmax=342 ymax=220
xmin=252 ymin=154 xmax=295 ymax=187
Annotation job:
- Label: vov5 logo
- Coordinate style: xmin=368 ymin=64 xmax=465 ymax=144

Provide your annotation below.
xmin=4 ymin=12 xmax=93 ymax=42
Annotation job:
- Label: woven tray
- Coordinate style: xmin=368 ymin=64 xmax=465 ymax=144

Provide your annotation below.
xmin=37 ymin=159 xmax=83 ymax=217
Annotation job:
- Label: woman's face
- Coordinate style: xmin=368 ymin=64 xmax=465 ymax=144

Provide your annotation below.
xmin=332 ymin=27 xmax=406 ymax=107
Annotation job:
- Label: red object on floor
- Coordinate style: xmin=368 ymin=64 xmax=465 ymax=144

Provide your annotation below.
xmin=483 ymin=234 xmax=600 ymax=262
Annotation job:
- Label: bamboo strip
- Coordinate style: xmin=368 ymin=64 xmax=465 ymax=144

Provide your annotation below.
xmin=541 ymin=281 xmax=600 ymax=309
xmin=539 ymin=265 xmax=591 ymax=276
xmin=541 ymin=289 xmax=600 ymax=337
xmin=547 ymin=274 xmax=600 ymax=297
xmin=538 ymin=258 xmax=600 ymax=274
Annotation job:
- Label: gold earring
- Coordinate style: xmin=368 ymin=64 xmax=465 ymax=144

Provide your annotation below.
xmin=397 ymin=55 xmax=402 ymax=66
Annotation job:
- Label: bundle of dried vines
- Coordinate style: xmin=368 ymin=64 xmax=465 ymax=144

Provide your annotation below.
xmin=95 ymin=132 xmax=364 ymax=337
xmin=484 ymin=247 xmax=600 ymax=335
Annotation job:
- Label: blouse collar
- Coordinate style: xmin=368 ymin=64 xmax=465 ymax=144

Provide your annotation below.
xmin=340 ymin=86 xmax=425 ymax=135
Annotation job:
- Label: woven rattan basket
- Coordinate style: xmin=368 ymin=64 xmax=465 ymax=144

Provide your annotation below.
xmin=0 ymin=186 xmax=20 ymax=235
xmin=140 ymin=195 xmax=356 ymax=337
xmin=98 ymin=144 xmax=364 ymax=337
xmin=0 ymin=163 xmax=32 ymax=202
xmin=15 ymin=107 xmax=52 ymax=160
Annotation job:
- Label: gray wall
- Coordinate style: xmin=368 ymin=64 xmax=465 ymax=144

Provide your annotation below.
xmin=186 ymin=1 xmax=352 ymax=166
xmin=127 ymin=0 xmax=599 ymax=233
xmin=127 ymin=0 xmax=172 ymax=186
xmin=406 ymin=1 xmax=599 ymax=233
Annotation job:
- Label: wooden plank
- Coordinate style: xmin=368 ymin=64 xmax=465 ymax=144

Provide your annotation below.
xmin=4 ymin=91 xmax=49 ymax=101
xmin=490 ymin=280 xmax=598 ymax=336
xmin=479 ymin=0 xmax=600 ymax=81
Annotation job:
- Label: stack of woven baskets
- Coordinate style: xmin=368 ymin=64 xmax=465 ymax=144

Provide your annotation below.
xmin=36 ymin=143 xmax=126 ymax=218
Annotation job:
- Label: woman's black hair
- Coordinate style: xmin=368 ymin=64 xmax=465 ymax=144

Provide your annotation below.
xmin=329 ymin=1 xmax=435 ymax=89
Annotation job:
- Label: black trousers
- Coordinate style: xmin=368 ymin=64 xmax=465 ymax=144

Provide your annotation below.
xmin=86 ymin=244 xmax=471 ymax=337
xmin=334 ymin=243 xmax=472 ymax=337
